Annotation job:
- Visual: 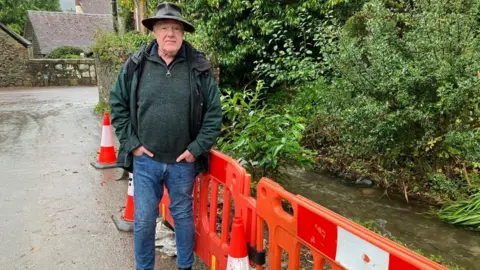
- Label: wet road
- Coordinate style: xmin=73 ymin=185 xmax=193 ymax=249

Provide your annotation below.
xmin=0 ymin=87 xmax=203 ymax=269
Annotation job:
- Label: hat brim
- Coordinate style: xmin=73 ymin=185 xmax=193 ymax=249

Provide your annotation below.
xmin=142 ymin=16 xmax=195 ymax=33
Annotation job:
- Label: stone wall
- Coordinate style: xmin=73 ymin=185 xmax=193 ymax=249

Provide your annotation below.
xmin=29 ymin=59 xmax=97 ymax=87
xmin=95 ymin=58 xmax=120 ymax=106
xmin=0 ymin=27 xmax=97 ymax=88
xmin=0 ymin=29 xmax=32 ymax=87
xmin=23 ymin=20 xmax=42 ymax=58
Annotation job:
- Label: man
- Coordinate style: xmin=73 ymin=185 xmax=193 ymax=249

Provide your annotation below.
xmin=109 ymin=2 xmax=222 ymax=270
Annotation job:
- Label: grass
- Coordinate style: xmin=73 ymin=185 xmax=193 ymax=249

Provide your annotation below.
xmin=94 ymin=100 xmax=110 ymax=115
xmin=438 ymin=191 xmax=480 ymax=231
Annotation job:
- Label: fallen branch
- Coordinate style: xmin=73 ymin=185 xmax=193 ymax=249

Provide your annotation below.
xmin=462 ymin=166 xmax=471 ymax=185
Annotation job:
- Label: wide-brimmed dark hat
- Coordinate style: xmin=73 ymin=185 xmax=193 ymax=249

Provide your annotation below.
xmin=142 ymin=2 xmax=195 ymax=33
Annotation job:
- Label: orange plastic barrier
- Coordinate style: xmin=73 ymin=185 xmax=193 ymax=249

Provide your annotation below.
xmin=159 ymin=150 xmax=257 ymax=270
xmin=255 ymin=177 xmax=448 ymax=270
xmin=158 ymin=150 xmax=448 ymax=270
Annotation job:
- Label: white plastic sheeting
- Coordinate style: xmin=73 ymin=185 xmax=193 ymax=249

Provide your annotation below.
xmin=155 ymin=218 xmax=176 ymax=257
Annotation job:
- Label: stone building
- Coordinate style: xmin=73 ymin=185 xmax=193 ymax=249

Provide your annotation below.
xmin=24 ymin=10 xmax=114 ymax=58
xmin=75 ymin=0 xmax=112 ymax=14
xmin=0 ymin=22 xmax=97 ymax=88
xmin=0 ymin=23 xmax=33 ymax=87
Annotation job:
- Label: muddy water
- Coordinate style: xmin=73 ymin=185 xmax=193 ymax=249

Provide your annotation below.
xmin=280 ymin=169 xmax=480 ymax=270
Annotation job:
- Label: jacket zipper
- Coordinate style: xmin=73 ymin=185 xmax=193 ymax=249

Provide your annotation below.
xmin=165 ymin=59 xmax=184 ymax=77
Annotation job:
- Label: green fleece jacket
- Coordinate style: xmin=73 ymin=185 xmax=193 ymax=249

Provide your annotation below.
xmin=136 ymin=44 xmax=191 ymax=163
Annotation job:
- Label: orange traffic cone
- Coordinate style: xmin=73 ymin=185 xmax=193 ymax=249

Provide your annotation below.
xmin=112 ymin=172 xmax=134 ymax=232
xmin=90 ymin=112 xmax=117 ymax=169
xmin=226 ymin=216 xmax=249 ymax=269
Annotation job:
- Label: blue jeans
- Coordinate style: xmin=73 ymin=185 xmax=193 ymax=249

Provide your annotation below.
xmin=133 ymin=154 xmax=196 ymax=270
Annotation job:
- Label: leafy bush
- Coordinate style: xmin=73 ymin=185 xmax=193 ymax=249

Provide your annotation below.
xmin=428 ymin=173 xmax=463 ymax=199
xmin=252 ymin=9 xmax=340 ymax=88
xmin=0 ymin=0 xmax=60 ymax=35
xmin=312 ymin=0 xmax=480 ymax=184
xmin=46 ymin=46 xmax=84 ymax=59
xmin=91 ymin=30 xmax=153 ymax=71
xmin=141 ymin=0 xmax=355 ymax=91
xmin=94 ymin=100 xmax=110 ymax=115
xmin=218 ymin=81 xmax=316 ymax=180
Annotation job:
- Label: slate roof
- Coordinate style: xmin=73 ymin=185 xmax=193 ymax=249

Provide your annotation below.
xmin=80 ymin=0 xmax=112 ymax=14
xmin=25 ymin=11 xmax=114 ymax=55
xmin=0 ymin=22 xmax=32 ymax=48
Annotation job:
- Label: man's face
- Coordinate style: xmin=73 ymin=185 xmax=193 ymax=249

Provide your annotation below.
xmin=153 ymin=20 xmax=184 ymax=55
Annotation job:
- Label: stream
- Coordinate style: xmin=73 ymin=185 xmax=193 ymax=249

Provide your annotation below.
xmin=280 ymin=169 xmax=480 ymax=270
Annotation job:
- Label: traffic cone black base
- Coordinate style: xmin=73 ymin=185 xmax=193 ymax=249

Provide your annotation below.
xmin=112 ymin=172 xmax=134 ymax=232
xmin=90 ymin=161 xmax=118 ymax=169
xmin=112 ymin=212 xmax=134 ymax=232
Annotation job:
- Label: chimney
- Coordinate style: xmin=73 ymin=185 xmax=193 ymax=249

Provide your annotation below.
xmin=75 ymin=0 xmax=83 ymax=13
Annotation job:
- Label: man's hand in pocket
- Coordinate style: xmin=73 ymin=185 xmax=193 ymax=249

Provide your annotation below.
xmin=133 ymin=146 xmax=154 ymax=157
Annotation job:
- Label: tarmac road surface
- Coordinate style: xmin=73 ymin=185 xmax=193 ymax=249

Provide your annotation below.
xmin=0 ymin=86 xmax=206 ymax=270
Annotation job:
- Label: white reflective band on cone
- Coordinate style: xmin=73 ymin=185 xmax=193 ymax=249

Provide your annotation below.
xmin=127 ymin=178 xmax=134 ymax=196
xmin=100 ymin=125 xmax=114 ymax=146
xmin=226 ymin=256 xmax=249 ymax=270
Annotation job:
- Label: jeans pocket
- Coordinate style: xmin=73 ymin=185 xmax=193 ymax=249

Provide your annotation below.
xmin=177 ymin=161 xmax=196 ymax=170
xmin=133 ymin=154 xmax=147 ymax=164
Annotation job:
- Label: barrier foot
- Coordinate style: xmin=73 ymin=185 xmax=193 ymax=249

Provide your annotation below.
xmin=90 ymin=161 xmax=118 ymax=169
xmin=112 ymin=213 xmax=134 ymax=232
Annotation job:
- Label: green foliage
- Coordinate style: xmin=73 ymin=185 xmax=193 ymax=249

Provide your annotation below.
xmin=0 ymin=0 xmax=60 ymax=35
xmin=46 ymin=46 xmax=84 ymax=59
xmin=94 ymin=100 xmax=110 ymax=115
xmin=217 ymin=81 xmax=316 ymax=180
xmin=438 ymin=191 xmax=480 ymax=231
xmin=292 ymin=78 xmax=350 ymax=146
xmin=428 ymin=173 xmax=463 ymax=199
xmin=91 ymin=31 xmax=153 ymax=71
xmin=154 ymin=0 xmax=352 ymax=90
xmin=116 ymin=0 xmax=136 ymax=32
xmin=311 ymin=0 xmax=480 ymax=186
xmin=253 ymin=10 xmax=340 ymax=88
xmin=161 ymin=0 xmax=354 ymax=180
